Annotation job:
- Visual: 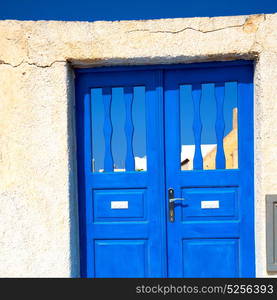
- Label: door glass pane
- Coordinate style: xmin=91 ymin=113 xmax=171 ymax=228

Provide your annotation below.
xmin=201 ymin=83 xmax=217 ymax=170
xmin=180 ymin=82 xmax=238 ymax=170
xmin=223 ymin=82 xmax=238 ymax=169
xmin=133 ymin=86 xmax=147 ymax=171
xmin=180 ymin=85 xmax=194 ymax=171
xmin=111 ymin=87 xmax=126 ymax=172
xmin=91 ymin=88 xmax=105 ymax=172
xmin=91 ymin=86 xmax=147 ymax=173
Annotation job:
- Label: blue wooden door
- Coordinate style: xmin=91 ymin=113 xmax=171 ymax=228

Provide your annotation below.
xmin=75 ymin=69 xmax=166 ymax=277
xmin=76 ymin=61 xmax=255 ymax=278
xmin=164 ymin=62 xmax=255 ymax=277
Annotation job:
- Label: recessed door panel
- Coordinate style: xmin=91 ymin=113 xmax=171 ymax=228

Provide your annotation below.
xmin=182 ymin=239 xmax=239 ymax=278
xmin=181 ymin=187 xmax=238 ymax=220
xmin=94 ymin=240 xmax=147 ymax=278
xmin=93 ymin=189 xmax=146 ymax=222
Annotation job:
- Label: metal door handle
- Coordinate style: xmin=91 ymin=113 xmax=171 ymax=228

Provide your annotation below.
xmin=169 ymin=198 xmax=185 ymax=203
xmin=168 ymin=188 xmax=186 ymax=222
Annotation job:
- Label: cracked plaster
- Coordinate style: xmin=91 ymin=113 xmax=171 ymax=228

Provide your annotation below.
xmin=0 ymin=13 xmax=277 ymax=277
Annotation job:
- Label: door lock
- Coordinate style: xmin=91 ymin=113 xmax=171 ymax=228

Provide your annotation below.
xmin=168 ymin=188 xmax=186 ymax=222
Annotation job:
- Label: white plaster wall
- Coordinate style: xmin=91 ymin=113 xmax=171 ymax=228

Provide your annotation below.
xmin=254 ymin=51 xmax=277 ymax=277
xmin=0 ymin=63 xmax=79 ymax=277
xmin=0 ymin=13 xmax=276 ymax=277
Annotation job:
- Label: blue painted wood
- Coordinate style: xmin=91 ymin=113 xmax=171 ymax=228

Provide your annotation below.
xmin=94 ymin=240 xmax=147 ymax=277
xmin=94 ymin=189 xmax=145 ymax=221
xmin=215 ymin=83 xmax=226 ymax=169
xmin=183 ymin=239 xmax=239 ymax=277
xmin=181 ymin=187 xmax=238 ymax=220
xmin=164 ymin=62 xmax=255 ymax=278
xmin=75 ymin=69 xmax=166 ymax=278
xmin=75 ymin=60 xmax=253 ymax=74
xmin=179 ymin=170 xmax=240 ymax=188
xmin=75 ymin=61 xmax=255 ymax=278
xmin=237 ymin=80 xmax=255 ymax=277
xmin=124 ymin=87 xmax=135 ymax=171
xmin=102 ymin=88 xmax=114 ymax=172
xmin=192 ymin=84 xmax=203 ymax=170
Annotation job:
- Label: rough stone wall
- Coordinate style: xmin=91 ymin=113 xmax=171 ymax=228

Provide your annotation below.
xmin=0 ymin=13 xmax=277 ymax=277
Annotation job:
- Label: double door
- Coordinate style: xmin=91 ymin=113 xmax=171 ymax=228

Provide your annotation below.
xmin=75 ymin=61 xmax=255 ymax=277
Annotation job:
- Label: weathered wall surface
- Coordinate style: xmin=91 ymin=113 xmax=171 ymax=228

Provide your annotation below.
xmin=0 ymin=13 xmax=276 ymax=277
xmin=0 ymin=62 xmax=79 ymax=277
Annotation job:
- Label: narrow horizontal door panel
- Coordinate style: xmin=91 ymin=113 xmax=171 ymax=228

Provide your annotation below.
xmin=178 ymin=222 xmax=240 ymax=238
xmin=76 ymin=70 xmax=159 ymax=90
xmin=181 ymin=187 xmax=238 ymax=220
xmin=178 ymin=170 xmax=240 ymax=187
xmin=88 ymin=171 xmax=148 ymax=189
xmin=164 ymin=65 xmax=253 ymax=88
xmin=93 ymin=188 xmax=146 ymax=222
xmin=89 ymin=223 xmax=149 ymax=239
